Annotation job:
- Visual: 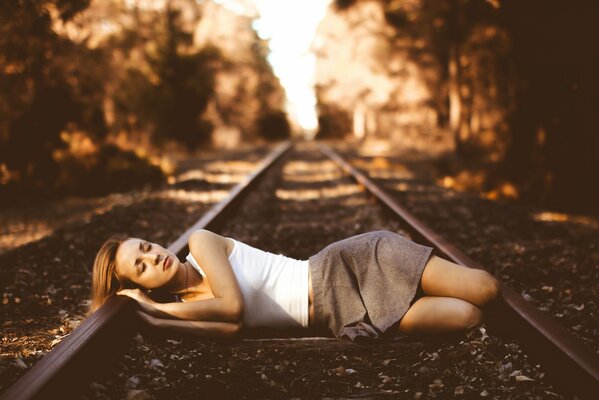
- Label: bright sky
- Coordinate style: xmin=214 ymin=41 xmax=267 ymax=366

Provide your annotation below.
xmin=214 ymin=0 xmax=331 ymax=134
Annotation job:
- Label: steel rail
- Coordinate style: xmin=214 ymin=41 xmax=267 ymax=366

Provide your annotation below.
xmin=1 ymin=141 xmax=294 ymax=400
xmin=317 ymin=141 xmax=599 ymax=399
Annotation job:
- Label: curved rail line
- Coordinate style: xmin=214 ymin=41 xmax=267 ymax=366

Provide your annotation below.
xmin=317 ymin=142 xmax=599 ymax=399
xmin=0 ymin=141 xmax=294 ymax=400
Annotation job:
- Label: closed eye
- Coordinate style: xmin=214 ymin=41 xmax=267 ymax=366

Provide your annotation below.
xmin=143 ymin=243 xmax=152 ymax=271
xmin=134 ymin=241 xmax=153 ymax=275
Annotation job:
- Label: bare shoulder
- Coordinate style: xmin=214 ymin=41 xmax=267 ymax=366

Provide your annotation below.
xmin=188 ymin=229 xmax=233 ymax=256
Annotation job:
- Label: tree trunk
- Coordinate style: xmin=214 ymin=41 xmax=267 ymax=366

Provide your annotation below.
xmin=447 ymin=0 xmax=470 ymax=159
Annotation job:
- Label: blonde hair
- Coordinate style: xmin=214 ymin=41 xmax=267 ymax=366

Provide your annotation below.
xmin=89 ymin=235 xmax=130 ymax=314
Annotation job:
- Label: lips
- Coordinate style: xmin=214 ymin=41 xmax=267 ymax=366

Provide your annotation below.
xmin=163 ymin=256 xmax=171 ymax=271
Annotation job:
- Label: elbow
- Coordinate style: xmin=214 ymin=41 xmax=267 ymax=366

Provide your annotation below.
xmin=226 ymin=320 xmax=243 ymax=337
xmin=221 ymin=300 xmax=243 ymax=337
xmin=228 ymin=298 xmax=244 ymax=323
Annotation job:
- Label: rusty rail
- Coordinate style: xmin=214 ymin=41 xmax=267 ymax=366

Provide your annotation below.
xmin=1 ymin=141 xmax=294 ymax=400
xmin=317 ymin=141 xmax=599 ymax=399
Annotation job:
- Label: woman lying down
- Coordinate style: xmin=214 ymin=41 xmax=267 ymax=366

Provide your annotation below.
xmin=90 ymin=229 xmax=501 ymax=341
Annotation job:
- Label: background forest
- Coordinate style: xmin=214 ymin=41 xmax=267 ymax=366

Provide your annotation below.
xmin=0 ymin=0 xmax=289 ymax=202
xmin=317 ymin=0 xmax=598 ymax=214
xmin=1 ymin=0 xmax=597 ymax=215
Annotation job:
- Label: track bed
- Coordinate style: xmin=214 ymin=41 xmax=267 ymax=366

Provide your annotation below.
xmin=80 ymin=143 xmax=567 ymax=399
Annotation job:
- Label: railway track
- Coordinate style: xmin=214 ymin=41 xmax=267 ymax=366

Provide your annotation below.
xmin=0 ymin=142 xmax=293 ymax=400
xmin=330 ymin=143 xmax=599 ymax=354
xmin=2 ymin=141 xmax=597 ymax=399
xmin=317 ymin=142 xmax=599 ymax=398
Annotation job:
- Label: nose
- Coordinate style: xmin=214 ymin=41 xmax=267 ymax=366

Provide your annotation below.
xmin=142 ymin=252 xmax=161 ymax=265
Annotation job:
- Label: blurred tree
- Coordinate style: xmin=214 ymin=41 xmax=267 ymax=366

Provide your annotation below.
xmin=106 ymin=2 xmax=218 ymax=150
xmin=146 ymin=4 xmax=218 ymax=149
xmin=316 ymin=0 xmax=441 ymax=144
xmin=194 ymin=1 xmax=288 ymax=143
xmin=256 ymin=110 xmax=291 ymax=140
xmin=0 ymin=0 xmax=289 ymax=202
xmin=376 ymin=0 xmax=511 ymax=161
xmin=252 ymin=39 xmax=290 ymax=140
xmin=500 ymin=0 xmax=599 ymax=212
xmin=316 ymin=104 xmax=352 ymax=139
xmin=0 ymin=0 xmax=100 ymax=191
xmin=106 ymin=0 xmax=287 ymax=147
xmin=328 ymin=0 xmax=598 ymax=213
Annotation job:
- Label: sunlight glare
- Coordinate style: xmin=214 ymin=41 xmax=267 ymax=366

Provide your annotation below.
xmin=276 ymin=184 xmax=363 ymax=201
xmin=215 ymin=0 xmax=331 ymax=135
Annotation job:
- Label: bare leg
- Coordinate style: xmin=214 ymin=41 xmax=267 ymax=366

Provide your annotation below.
xmin=398 ymin=296 xmax=483 ymax=335
xmin=420 ymin=255 xmax=501 ymax=307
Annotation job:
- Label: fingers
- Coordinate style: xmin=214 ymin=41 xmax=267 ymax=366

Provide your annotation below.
xmin=117 ymin=289 xmax=146 ymax=303
xmin=117 ymin=289 xmax=133 ymax=298
xmin=117 ymin=288 xmax=141 ymax=296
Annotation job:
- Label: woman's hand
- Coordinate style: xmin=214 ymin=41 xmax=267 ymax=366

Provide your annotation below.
xmin=117 ymin=288 xmax=157 ymax=315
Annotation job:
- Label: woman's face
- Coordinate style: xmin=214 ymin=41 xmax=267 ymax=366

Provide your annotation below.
xmin=115 ymin=238 xmax=180 ymax=290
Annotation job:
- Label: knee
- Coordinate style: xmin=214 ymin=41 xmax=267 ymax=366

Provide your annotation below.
xmin=398 ymin=317 xmax=415 ymax=335
xmin=461 ymin=303 xmax=483 ymax=328
xmin=476 ymin=270 xmax=501 ymax=306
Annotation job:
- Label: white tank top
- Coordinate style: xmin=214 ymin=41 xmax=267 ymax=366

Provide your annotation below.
xmin=185 ymin=238 xmax=309 ymax=329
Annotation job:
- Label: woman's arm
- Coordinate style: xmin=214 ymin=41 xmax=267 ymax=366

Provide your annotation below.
xmin=185 ymin=230 xmax=244 ymax=319
xmin=118 ymin=230 xmax=244 ymax=322
xmin=117 ymin=290 xmax=242 ymax=322
xmin=154 ymin=230 xmax=244 ymax=322
xmin=136 ymin=310 xmax=242 ymax=338
xmin=152 ymin=297 xmax=241 ymax=322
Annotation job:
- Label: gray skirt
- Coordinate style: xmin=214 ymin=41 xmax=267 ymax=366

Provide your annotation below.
xmin=309 ymin=231 xmax=434 ymax=341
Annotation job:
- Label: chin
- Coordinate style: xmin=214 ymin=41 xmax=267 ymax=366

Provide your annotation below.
xmin=167 ymin=258 xmax=180 ymax=277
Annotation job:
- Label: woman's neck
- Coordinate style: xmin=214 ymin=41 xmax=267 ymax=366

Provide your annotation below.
xmin=164 ymin=261 xmax=202 ymax=295
xmin=180 ymin=262 xmax=215 ymax=301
